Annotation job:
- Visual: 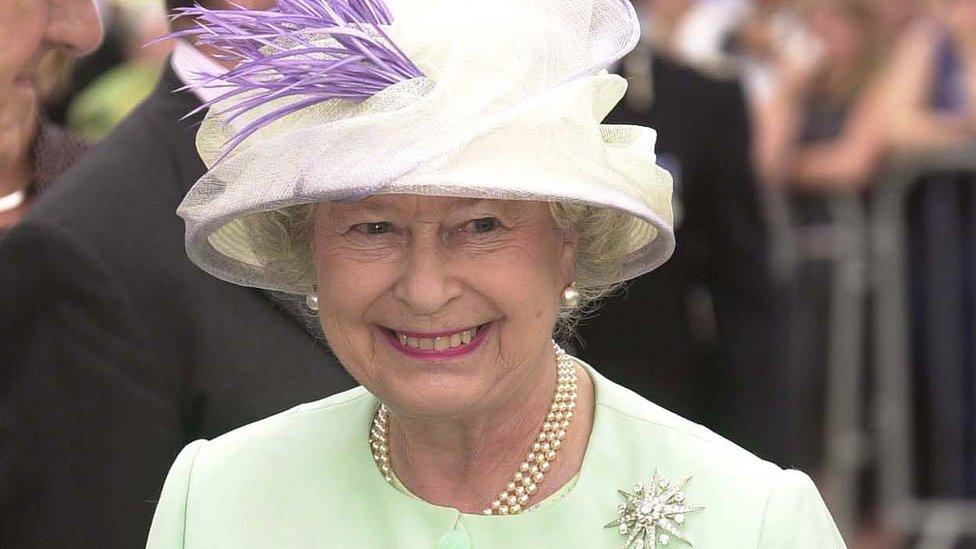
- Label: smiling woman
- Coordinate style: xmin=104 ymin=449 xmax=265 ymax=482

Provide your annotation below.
xmin=311 ymin=196 xmax=576 ymax=432
xmin=145 ymin=0 xmax=846 ymax=547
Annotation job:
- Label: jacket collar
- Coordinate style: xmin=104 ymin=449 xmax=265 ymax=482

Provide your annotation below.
xmin=145 ymin=61 xmax=208 ymax=195
xmin=148 ymin=61 xmax=327 ymax=342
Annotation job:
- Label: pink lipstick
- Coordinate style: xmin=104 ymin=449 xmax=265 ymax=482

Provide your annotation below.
xmin=382 ymin=323 xmax=490 ymax=361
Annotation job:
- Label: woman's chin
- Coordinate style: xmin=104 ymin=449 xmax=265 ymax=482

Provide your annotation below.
xmin=378 ymin=376 xmax=494 ymax=421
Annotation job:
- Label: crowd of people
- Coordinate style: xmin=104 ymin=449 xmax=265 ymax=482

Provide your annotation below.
xmin=1 ymin=0 xmax=974 ymax=547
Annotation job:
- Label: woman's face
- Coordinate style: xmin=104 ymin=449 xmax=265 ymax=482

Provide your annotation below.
xmin=312 ymin=195 xmax=577 ymax=419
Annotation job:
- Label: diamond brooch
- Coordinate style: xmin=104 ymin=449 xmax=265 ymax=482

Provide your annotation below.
xmin=604 ymin=471 xmax=704 ymax=548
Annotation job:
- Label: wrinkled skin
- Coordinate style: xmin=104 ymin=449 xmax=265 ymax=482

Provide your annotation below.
xmin=312 ymin=195 xmax=577 ymax=421
xmin=0 ymin=0 xmax=101 ymax=192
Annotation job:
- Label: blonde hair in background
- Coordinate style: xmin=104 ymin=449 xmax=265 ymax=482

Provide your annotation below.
xmin=796 ymin=0 xmax=885 ymax=99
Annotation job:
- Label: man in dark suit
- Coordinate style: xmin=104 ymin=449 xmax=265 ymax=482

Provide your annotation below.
xmin=576 ymin=40 xmax=783 ymax=462
xmin=0 ymin=2 xmax=354 ymax=547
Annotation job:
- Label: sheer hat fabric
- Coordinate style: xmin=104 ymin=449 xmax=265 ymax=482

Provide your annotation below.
xmin=179 ymin=0 xmax=675 ymax=293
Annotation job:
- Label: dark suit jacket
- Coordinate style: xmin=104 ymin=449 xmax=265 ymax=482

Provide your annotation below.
xmin=0 ymin=65 xmax=354 ymax=548
xmin=576 ymin=53 xmax=782 ymax=460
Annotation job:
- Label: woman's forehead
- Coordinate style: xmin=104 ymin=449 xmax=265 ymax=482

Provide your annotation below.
xmin=329 ymin=195 xmax=536 ymax=216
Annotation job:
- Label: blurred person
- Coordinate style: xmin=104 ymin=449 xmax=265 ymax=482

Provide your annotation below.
xmin=44 ymin=0 xmax=128 ymax=125
xmin=874 ymin=0 xmax=976 ymax=525
xmin=723 ymin=0 xmax=817 ymax=279
xmin=745 ymin=4 xmax=930 ymax=545
xmin=754 ymin=0 xmax=889 ymax=191
xmin=748 ymin=0 xmax=891 ymax=484
xmin=725 ymin=0 xmax=817 ymax=108
xmin=0 ymin=1 xmax=353 ymax=547
xmin=0 ymin=0 xmax=101 ymax=230
xmin=576 ymin=0 xmax=780 ymax=463
xmin=876 ymin=0 xmax=976 ymax=153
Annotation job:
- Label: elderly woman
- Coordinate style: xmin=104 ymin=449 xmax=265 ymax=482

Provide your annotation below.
xmin=147 ymin=0 xmax=845 ymax=547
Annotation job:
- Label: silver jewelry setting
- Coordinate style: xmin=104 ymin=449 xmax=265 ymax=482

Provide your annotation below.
xmin=605 ymin=471 xmax=704 ymax=548
xmin=305 ymin=291 xmax=319 ymax=311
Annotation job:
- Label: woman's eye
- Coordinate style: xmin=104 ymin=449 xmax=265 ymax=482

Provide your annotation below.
xmin=350 ymin=221 xmax=394 ymax=235
xmin=464 ymin=217 xmax=502 ymax=234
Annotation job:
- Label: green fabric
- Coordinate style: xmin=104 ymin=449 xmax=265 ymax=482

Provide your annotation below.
xmin=66 ymin=63 xmax=159 ymax=141
xmin=435 ymin=526 xmax=471 ymax=549
xmin=146 ymin=361 xmax=847 ymax=548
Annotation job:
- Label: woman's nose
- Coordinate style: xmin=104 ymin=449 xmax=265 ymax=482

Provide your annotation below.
xmin=392 ymin=237 xmax=463 ymax=316
xmin=46 ymin=0 xmax=103 ymax=56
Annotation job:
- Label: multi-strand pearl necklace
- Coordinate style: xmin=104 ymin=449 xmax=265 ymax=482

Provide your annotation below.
xmin=368 ymin=342 xmax=579 ymax=515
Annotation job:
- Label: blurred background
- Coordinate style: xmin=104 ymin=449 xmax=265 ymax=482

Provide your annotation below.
xmin=657 ymin=0 xmax=976 ymax=547
xmin=6 ymin=0 xmax=976 ymax=547
xmin=37 ymin=0 xmax=172 ymax=141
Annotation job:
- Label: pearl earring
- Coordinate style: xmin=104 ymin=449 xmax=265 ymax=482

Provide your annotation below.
xmin=305 ymin=290 xmax=319 ymax=311
xmin=561 ymin=284 xmax=579 ymax=308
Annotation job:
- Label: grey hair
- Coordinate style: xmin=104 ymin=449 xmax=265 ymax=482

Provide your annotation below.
xmin=236 ymin=201 xmax=654 ymax=338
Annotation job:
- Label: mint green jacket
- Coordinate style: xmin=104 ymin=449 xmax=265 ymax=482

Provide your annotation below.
xmin=146 ymin=363 xmax=846 ymax=548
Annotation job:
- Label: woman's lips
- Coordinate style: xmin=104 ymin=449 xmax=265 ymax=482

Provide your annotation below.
xmin=382 ymin=323 xmax=490 ymax=361
xmin=396 ymin=326 xmax=477 ymax=349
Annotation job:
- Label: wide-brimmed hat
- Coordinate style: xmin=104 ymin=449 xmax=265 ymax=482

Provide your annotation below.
xmin=173 ymin=0 xmax=674 ymax=293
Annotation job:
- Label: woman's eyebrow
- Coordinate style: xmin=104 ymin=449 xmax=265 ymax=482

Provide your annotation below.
xmin=329 ymin=202 xmax=393 ymax=220
xmin=331 ymin=197 xmax=510 ymax=222
xmin=447 ymin=198 xmax=510 ymax=212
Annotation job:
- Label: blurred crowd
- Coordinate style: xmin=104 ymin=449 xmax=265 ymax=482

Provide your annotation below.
xmin=655 ymin=1 xmax=976 ymax=546
xmin=1 ymin=0 xmax=975 ymax=547
xmin=656 ymin=0 xmax=976 ymax=187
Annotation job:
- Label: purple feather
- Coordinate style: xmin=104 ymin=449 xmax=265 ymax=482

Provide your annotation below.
xmin=162 ymin=0 xmax=423 ymax=156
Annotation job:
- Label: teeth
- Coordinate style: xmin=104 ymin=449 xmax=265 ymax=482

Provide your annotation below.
xmin=396 ymin=327 xmax=479 ymax=350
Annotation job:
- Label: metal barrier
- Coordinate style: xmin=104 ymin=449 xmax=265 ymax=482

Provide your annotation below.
xmin=871 ymin=144 xmax=976 ymax=548
xmin=783 ymin=191 xmax=870 ymax=536
xmin=785 ymin=191 xmax=870 ymax=536
xmin=824 ymin=194 xmax=870 ymax=536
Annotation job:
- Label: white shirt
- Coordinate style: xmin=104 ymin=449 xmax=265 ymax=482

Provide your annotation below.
xmin=672 ymin=0 xmax=750 ymax=68
xmin=169 ymin=40 xmax=229 ymax=104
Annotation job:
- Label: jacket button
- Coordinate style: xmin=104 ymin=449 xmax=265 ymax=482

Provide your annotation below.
xmin=436 ymin=528 xmax=471 ymax=549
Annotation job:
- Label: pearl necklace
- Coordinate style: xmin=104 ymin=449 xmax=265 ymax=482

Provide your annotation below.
xmin=368 ymin=342 xmax=579 ymax=516
xmin=0 ymin=190 xmax=26 ymax=213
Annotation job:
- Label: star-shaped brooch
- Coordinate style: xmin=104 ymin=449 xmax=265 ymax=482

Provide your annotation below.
xmin=604 ymin=471 xmax=705 ymax=548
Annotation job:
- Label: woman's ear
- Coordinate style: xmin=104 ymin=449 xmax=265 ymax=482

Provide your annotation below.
xmin=558 ymin=230 xmax=579 ymax=285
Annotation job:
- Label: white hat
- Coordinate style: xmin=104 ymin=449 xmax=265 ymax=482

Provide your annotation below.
xmin=174 ymin=0 xmax=674 ymax=293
